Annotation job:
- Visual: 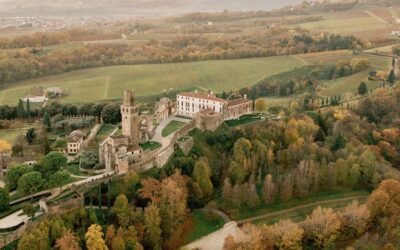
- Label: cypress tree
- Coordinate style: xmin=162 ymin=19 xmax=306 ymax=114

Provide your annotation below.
xmin=43 ymin=112 xmax=51 ymax=131
xmin=26 ymin=99 xmax=31 ymax=120
xmin=17 ymin=99 xmax=25 ymax=119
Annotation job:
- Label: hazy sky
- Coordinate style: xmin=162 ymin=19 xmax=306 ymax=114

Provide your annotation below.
xmin=0 ymin=0 xmax=304 ymax=16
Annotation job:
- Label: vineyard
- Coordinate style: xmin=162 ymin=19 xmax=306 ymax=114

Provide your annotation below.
xmin=0 ymin=55 xmax=305 ymax=105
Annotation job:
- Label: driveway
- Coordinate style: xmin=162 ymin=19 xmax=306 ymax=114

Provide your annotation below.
xmin=184 ymin=221 xmax=241 ymax=250
xmin=152 ymin=116 xmax=191 ymax=148
xmin=0 ymin=209 xmax=42 ymax=229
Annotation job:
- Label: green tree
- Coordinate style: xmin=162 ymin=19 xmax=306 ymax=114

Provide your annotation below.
xmin=48 ymin=170 xmax=71 ymax=190
xmin=26 ymin=99 xmax=31 ymax=120
xmin=41 ymin=152 xmax=67 ymax=178
xmin=18 ymin=171 xmax=44 ymax=196
xmin=0 ymin=188 xmax=9 ymax=212
xmin=144 ymin=204 xmax=162 ymax=250
xmin=22 ymin=203 xmax=37 ymax=218
xmin=358 ymin=82 xmax=368 ymax=95
xmin=5 ymin=164 xmax=31 ymax=190
xmin=25 ymin=128 xmax=36 ymax=144
xmin=192 ymin=158 xmax=214 ymax=199
xmin=331 ymin=133 xmax=346 ymax=151
xmin=43 ymin=111 xmax=51 ymax=132
xmin=112 ymin=194 xmax=131 ymax=228
xmin=17 ymin=99 xmax=25 ymax=119
xmin=388 ymin=69 xmax=396 ymax=84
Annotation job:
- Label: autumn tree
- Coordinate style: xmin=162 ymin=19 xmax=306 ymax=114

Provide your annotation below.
xmin=111 ymin=228 xmax=125 ymax=250
xmin=105 ymin=225 xmax=116 ymax=248
xmin=279 ymin=174 xmax=293 ymax=202
xmin=302 ymin=206 xmax=341 ymax=248
xmin=367 ymin=179 xmax=400 ymax=227
xmin=222 ymin=178 xmax=233 ymax=204
xmin=139 ymin=172 xmax=188 ymax=241
xmin=55 ymin=231 xmax=81 ymax=250
xmin=144 ymin=204 xmax=162 ymax=250
xmin=262 ymin=174 xmax=276 ymax=205
xmin=340 ymin=201 xmax=370 ymax=239
xmin=112 ymin=194 xmax=131 ymax=228
xmin=266 ymin=219 xmax=304 ymax=250
xmin=18 ymin=221 xmax=50 ymax=250
xmin=192 ymin=157 xmax=214 ymax=200
xmin=255 ymin=98 xmax=267 ymax=112
xmin=85 ymin=224 xmax=108 ymax=250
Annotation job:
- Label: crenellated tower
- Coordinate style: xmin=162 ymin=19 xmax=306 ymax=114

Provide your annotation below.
xmin=121 ymin=90 xmax=140 ymax=144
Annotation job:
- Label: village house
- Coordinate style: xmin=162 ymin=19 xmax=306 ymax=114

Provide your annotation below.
xmin=67 ymin=130 xmax=86 ymax=154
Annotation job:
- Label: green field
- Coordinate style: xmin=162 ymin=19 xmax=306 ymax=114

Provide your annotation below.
xmin=294 ymin=7 xmax=394 ymax=39
xmin=218 ymin=189 xmax=369 ymax=221
xmin=162 ymin=120 xmax=186 ymax=137
xmin=0 ymin=56 xmax=305 ymax=105
xmin=252 ymin=195 xmax=367 ymax=225
xmin=185 ymin=210 xmax=225 ymax=243
xmin=140 ymin=141 xmax=162 ymax=151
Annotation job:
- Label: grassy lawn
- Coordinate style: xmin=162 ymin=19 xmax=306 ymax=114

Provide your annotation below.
xmin=0 ymin=55 xmax=305 ymax=105
xmin=225 ymin=114 xmax=265 ymax=127
xmin=0 ymin=124 xmax=37 ymax=144
xmin=140 ymin=141 xmax=162 ymax=151
xmin=185 ymin=210 xmax=225 ymax=243
xmin=218 ymin=189 xmax=369 ymax=221
xmin=162 ymin=120 xmax=185 ymax=137
xmin=253 ymin=196 xmax=367 ymax=225
xmin=90 ymin=124 xmax=117 ymax=148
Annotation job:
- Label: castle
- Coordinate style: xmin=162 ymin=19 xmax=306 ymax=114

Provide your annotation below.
xmin=99 ymin=90 xmax=154 ymax=172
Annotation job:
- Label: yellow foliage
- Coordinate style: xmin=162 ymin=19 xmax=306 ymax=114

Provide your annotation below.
xmin=0 ymin=140 xmax=11 ymax=152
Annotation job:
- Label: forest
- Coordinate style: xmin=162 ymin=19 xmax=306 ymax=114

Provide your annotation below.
xmin=11 ymin=87 xmax=400 ymax=250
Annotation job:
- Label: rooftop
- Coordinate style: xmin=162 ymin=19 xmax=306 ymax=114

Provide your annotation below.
xmin=178 ymin=92 xmax=228 ymax=103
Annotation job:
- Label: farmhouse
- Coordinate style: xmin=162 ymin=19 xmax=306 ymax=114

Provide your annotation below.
xmin=66 ymin=130 xmax=86 ymax=154
xmin=22 ymin=95 xmax=48 ymax=103
xmin=176 ymin=91 xmax=253 ymax=120
xmin=392 ymin=30 xmax=400 ymax=36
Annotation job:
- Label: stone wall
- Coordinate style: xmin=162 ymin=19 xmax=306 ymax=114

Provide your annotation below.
xmin=46 ymin=196 xmax=84 ymax=215
xmin=178 ymin=137 xmax=194 ymax=155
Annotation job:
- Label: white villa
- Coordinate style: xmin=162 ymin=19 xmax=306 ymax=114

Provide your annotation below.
xmin=177 ymin=91 xmax=253 ymax=120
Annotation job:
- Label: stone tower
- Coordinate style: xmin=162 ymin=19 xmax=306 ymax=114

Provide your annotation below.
xmin=121 ymin=90 xmax=140 ymax=143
